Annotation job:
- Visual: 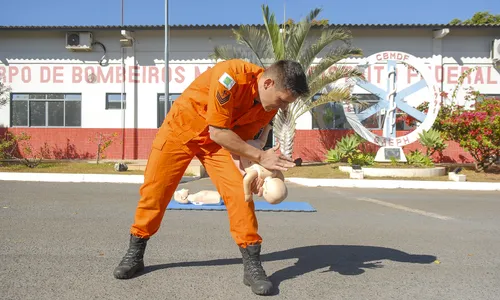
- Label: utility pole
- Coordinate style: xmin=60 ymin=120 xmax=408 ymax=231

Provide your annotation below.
xmin=164 ymin=0 xmax=170 ymax=116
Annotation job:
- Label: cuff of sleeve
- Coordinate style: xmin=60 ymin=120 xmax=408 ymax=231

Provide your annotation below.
xmin=207 ymin=117 xmax=231 ymax=129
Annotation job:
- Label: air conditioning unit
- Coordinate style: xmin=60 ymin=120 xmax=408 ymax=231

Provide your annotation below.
xmin=65 ymin=32 xmax=93 ymax=51
xmin=492 ymin=39 xmax=500 ymax=60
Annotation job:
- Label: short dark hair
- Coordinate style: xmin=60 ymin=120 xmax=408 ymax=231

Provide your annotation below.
xmin=265 ymin=60 xmax=310 ymax=98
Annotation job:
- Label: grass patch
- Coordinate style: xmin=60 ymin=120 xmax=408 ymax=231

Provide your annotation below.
xmin=0 ymin=161 xmax=145 ymax=175
xmin=283 ymin=163 xmax=349 ymax=179
xmin=0 ymin=161 xmax=200 ymax=176
xmin=284 ymin=162 xmax=500 ymax=182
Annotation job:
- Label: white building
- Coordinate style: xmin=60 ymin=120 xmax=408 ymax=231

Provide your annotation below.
xmin=0 ymin=23 xmax=499 ymax=162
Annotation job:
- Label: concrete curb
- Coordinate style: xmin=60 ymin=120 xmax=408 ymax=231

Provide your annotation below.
xmin=0 ymin=172 xmax=498 ymax=191
xmin=285 ymin=177 xmax=500 ymax=191
xmin=0 ymin=172 xmax=200 ymax=184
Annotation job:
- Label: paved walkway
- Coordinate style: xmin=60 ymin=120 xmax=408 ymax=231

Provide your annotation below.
xmin=1 ymin=179 xmax=499 ymax=299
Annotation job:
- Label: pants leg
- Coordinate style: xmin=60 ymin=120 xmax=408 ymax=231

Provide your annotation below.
xmin=130 ymin=131 xmax=195 ymax=238
xmin=197 ymin=144 xmax=262 ymax=248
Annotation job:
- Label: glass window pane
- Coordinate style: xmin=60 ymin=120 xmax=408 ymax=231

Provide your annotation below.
xmin=311 ymin=101 xmax=350 ymax=129
xmin=11 ymin=101 xmax=28 ymax=126
xmin=158 ymin=95 xmax=165 ymax=128
xmin=65 ymin=101 xmax=81 ymax=126
xmin=65 ymin=94 xmax=82 ymax=100
xmin=107 ymin=93 xmax=125 ymax=101
xmin=169 ymin=94 xmax=181 ymax=102
xmin=48 ymin=101 xmax=64 ymax=126
xmin=30 ymin=101 xmax=46 ymax=126
xmin=158 ymin=94 xmax=180 ymax=127
xmin=107 ymin=101 xmax=125 ymax=109
xmin=12 ymin=94 xmax=29 ymax=100
xmin=47 ymin=93 xmax=65 ymax=100
xmin=29 ymin=93 xmax=45 ymax=100
xmin=106 ymin=93 xmax=126 ymax=109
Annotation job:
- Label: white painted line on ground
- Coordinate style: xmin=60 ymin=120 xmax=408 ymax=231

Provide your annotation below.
xmin=0 ymin=172 xmax=199 ymax=184
xmin=356 ymin=197 xmax=454 ymax=221
xmin=286 ymin=178 xmax=500 ymax=191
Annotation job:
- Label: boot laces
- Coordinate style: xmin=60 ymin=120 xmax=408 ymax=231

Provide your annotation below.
xmin=247 ymin=257 xmax=268 ymax=280
xmin=120 ymin=244 xmax=145 ymax=265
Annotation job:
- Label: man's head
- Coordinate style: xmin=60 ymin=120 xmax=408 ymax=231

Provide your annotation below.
xmin=257 ymin=60 xmax=309 ymax=112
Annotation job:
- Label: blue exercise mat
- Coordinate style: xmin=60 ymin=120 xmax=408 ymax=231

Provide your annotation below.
xmin=167 ymin=200 xmax=316 ymax=212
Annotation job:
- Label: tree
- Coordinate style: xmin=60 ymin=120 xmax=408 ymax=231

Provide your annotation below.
xmin=0 ymin=81 xmax=10 ymax=108
xmin=450 ymin=11 xmax=500 ymax=25
xmin=437 ymin=91 xmax=500 ymax=172
xmin=210 ymin=5 xmax=364 ymax=159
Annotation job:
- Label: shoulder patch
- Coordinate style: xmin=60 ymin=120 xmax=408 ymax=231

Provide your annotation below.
xmin=218 ymin=72 xmax=236 ymax=90
xmin=216 ymin=90 xmax=231 ymax=105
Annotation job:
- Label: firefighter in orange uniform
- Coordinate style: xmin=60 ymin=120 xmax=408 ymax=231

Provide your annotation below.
xmin=113 ymin=59 xmax=309 ymax=296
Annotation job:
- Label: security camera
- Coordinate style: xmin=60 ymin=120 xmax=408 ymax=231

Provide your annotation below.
xmin=121 ymin=30 xmax=134 ymax=40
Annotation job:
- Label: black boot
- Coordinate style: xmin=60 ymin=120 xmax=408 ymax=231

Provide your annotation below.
xmin=239 ymin=244 xmax=274 ymax=295
xmin=113 ymin=234 xmax=149 ymax=279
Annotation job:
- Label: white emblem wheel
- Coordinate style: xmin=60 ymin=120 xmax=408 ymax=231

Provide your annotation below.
xmin=343 ymin=51 xmax=442 ymax=147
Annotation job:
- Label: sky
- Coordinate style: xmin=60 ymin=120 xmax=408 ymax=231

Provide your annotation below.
xmin=1 ymin=0 xmax=499 ymax=26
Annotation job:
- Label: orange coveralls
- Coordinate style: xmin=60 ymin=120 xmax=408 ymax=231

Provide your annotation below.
xmin=130 ymin=59 xmax=277 ymax=247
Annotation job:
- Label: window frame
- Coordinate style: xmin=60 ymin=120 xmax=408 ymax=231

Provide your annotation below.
xmin=157 ymin=93 xmax=181 ymax=128
xmin=311 ymin=93 xmax=384 ymax=130
xmin=105 ymin=93 xmax=126 ymax=110
xmin=10 ymin=93 xmax=82 ymax=128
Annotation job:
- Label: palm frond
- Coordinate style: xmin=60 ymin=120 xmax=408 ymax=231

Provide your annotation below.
xmin=285 ymin=8 xmax=322 ymax=60
xmin=301 ymin=86 xmax=357 ymax=114
xmin=232 ymin=26 xmax=274 ymax=66
xmin=285 ymin=66 xmax=364 ymax=120
xmin=308 ymin=64 xmax=364 ymax=97
xmin=272 ymin=108 xmax=296 ymax=158
xmin=209 ymin=45 xmax=259 ymax=65
xmin=261 ymin=4 xmax=285 ymax=60
xmin=306 ymin=46 xmax=363 ymax=82
xmin=299 ymin=27 xmax=355 ymax=70
xmin=209 ymin=25 xmax=274 ymax=67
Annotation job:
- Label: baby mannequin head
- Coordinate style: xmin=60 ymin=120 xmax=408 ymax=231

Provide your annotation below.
xmin=262 ymin=177 xmax=288 ymax=204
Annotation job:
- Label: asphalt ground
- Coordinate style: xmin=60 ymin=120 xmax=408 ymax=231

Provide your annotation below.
xmin=1 ymin=179 xmax=499 ymax=300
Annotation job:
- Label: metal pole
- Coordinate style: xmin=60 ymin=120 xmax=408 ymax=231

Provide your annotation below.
xmin=164 ymin=0 xmax=170 ymax=116
xmin=121 ymin=0 xmax=126 ymax=160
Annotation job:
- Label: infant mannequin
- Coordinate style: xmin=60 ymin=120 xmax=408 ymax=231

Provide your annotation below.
xmin=173 ymin=124 xmax=288 ymax=205
xmin=235 ymin=125 xmax=288 ymax=204
xmin=173 ymin=188 xmax=222 ymax=205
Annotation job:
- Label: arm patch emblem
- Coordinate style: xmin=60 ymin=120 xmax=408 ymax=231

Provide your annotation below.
xmin=219 ymin=72 xmax=236 ymax=90
xmin=216 ymin=90 xmax=231 ymax=105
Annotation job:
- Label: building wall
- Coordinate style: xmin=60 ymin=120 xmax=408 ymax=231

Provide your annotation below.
xmin=0 ymin=26 xmax=499 ymax=162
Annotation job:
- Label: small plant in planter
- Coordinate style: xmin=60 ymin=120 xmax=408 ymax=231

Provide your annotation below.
xmin=324 ymin=133 xmax=375 ymax=167
xmin=406 ymin=150 xmax=434 ymax=167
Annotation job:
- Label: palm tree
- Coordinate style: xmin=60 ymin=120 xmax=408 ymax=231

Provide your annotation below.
xmin=210 ymin=4 xmax=364 ymax=159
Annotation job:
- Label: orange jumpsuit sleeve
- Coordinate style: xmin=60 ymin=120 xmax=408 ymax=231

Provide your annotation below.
xmin=232 ymin=122 xmax=267 ymax=141
xmin=206 ymin=69 xmax=238 ymax=129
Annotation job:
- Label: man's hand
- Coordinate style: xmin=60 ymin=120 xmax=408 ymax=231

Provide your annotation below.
xmin=258 ymin=142 xmax=295 ymax=171
xmin=209 ymin=126 xmax=294 ymax=172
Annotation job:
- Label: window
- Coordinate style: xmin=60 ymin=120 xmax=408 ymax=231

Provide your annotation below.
xmin=476 ymin=94 xmax=500 ymax=102
xmin=157 ymin=93 xmax=181 ymax=128
xmin=11 ymin=93 xmax=81 ymax=127
xmin=106 ymin=93 xmax=126 ymax=109
xmin=311 ymin=93 xmax=382 ymax=129
xmin=351 ymin=94 xmax=383 ymax=130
